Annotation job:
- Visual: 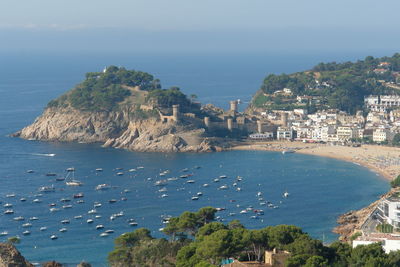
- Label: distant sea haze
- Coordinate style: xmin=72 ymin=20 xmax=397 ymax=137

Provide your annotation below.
xmin=0 ymin=51 xmax=389 ymax=265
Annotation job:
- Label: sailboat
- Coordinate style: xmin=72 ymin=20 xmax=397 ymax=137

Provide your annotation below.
xmin=65 ymin=169 xmax=83 ymax=186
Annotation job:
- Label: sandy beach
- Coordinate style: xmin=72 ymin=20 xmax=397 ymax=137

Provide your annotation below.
xmin=231 ymin=141 xmax=400 ymax=181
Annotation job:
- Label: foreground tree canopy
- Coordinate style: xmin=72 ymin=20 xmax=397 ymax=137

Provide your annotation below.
xmin=108 ymin=207 xmax=400 ymax=267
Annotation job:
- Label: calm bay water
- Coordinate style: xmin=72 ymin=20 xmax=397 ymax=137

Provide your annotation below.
xmin=0 ymin=51 xmax=389 ymax=265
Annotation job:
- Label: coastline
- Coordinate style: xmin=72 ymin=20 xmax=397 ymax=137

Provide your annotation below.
xmin=230 ymin=141 xmax=400 ymax=181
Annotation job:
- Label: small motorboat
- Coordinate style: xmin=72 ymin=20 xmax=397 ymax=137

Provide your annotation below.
xmin=66 ymin=167 xmax=75 ymax=172
xmin=283 ymin=191 xmax=290 ymax=198
xmin=87 ymin=219 xmax=94 ymax=224
xmin=4 ymin=210 xmax=14 ymax=215
xmin=74 ymin=215 xmax=83 ymax=219
xmin=187 ymin=180 xmax=195 ymax=184
xmin=3 ymin=203 xmax=12 ymax=208
xmin=22 ymin=223 xmax=32 ymax=228
xmin=108 ymin=199 xmax=117 ymax=204
xmin=116 ymin=172 xmax=124 ymax=176
xmin=50 ymin=235 xmax=58 ymax=240
xmin=33 ymin=199 xmax=42 ymax=203
xmin=105 ymin=229 xmax=114 ymax=234
xmin=29 ymin=217 xmax=39 ymax=221
xmin=59 ymin=228 xmax=67 ymax=233
xmin=40 ymin=227 xmax=47 ymax=231
xmin=6 ymin=194 xmax=15 ymax=198
xmin=0 ymin=231 xmax=8 ymax=236
xmin=62 ymin=205 xmax=73 ymax=209
xmin=191 ymin=196 xmax=199 ymax=201
xmin=61 ymin=220 xmax=70 ymax=224
xmin=20 ymin=198 xmax=27 ymax=202
xmin=73 ymin=193 xmax=84 ymax=198
xmin=13 ymin=216 xmax=25 ymax=221
xmin=22 ymin=230 xmax=31 ymax=235
xmin=161 ymin=194 xmax=168 ymax=198
xmin=26 ymin=170 xmax=34 ymax=173
xmin=88 ymin=209 xmax=97 ymax=214
xmin=95 ymin=184 xmax=111 ymax=191
xmin=99 ymin=232 xmax=109 ymax=237
xmin=95 ymin=168 xmax=103 ymax=172
xmin=96 ymin=225 xmax=104 ymax=230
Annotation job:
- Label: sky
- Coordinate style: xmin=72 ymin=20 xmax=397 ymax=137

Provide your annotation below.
xmin=0 ymin=0 xmax=399 ymax=53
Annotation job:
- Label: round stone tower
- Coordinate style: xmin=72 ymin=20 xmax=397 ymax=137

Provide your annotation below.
xmin=172 ymin=104 xmax=180 ymax=122
xmin=230 ymin=100 xmax=238 ymax=112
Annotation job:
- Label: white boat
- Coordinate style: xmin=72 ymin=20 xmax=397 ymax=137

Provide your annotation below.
xmin=6 ymin=194 xmax=16 ymax=198
xmin=22 ymin=230 xmax=31 ymax=235
xmin=105 ymin=229 xmax=114 ymax=234
xmin=129 ymin=222 xmax=138 ymax=226
xmin=116 ymin=172 xmax=124 ymax=176
xmin=95 ymin=215 xmax=102 ymax=219
xmin=128 ymin=169 xmax=136 ymax=172
xmin=66 ymin=167 xmax=75 ymax=172
xmin=219 ymin=175 xmax=227 ymax=179
xmin=0 ymin=231 xmax=8 ymax=236
xmin=94 ymin=202 xmax=102 ymax=208
xmin=137 ymin=166 xmax=144 ymax=169
xmin=88 ymin=209 xmax=97 ymax=214
xmin=13 ymin=216 xmax=24 ymax=221
xmin=20 ymin=198 xmax=27 ymax=202
xmin=50 ymin=235 xmax=58 ymax=240
xmin=4 ymin=210 xmax=14 ymax=215
xmin=282 ymin=150 xmax=295 ymax=154
xmin=62 ymin=205 xmax=73 ymax=209
xmin=22 ymin=223 xmax=32 ymax=228
xmin=49 ymin=208 xmax=60 ymax=212
xmin=96 ymin=225 xmax=104 ymax=230
xmin=161 ymin=194 xmax=168 ymax=198
xmin=95 ymin=184 xmax=111 ymax=190
xmin=283 ymin=191 xmax=290 ymax=198
xmin=74 ymin=215 xmax=83 ymax=219
xmin=95 ymin=168 xmax=103 ymax=172
xmin=39 ymin=185 xmax=55 ymax=192
xmin=219 ymin=185 xmax=229 ymax=190
xmin=154 ymin=180 xmax=168 ymax=186
xmin=33 ymin=198 xmax=42 ymax=203
xmin=167 ymin=177 xmax=178 ymax=181
xmin=65 ymin=170 xmax=82 ymax=186
xmin=87 ymin=219 xmax=94 ymax=224
xmin=3 ymin=203 xmax=12 ymax=208
xmin=59 ymin=228 xmax=67 ymax=232
xmin=29 ymin=217 xmax=39 ymax=221
xmin=213 ymin=178 xmax=220 ymax=183
xmin=187 ymin=180 xmax=195 ymax=184
xmin=257 ymin=192 xmax=263 ymax=197
xmin=26 ymin=170 xmax=34 ymax=173
xmin=61 ymin=220 xmax=70 ymax=224
xmin=203 ymin=183 xmax=210 ymax=187
xmin=40 ymin=227 xmax=47 ymax=231
xmin=158 ymin=187 xmax=168 ymax=192
xmin=191 ymin=196 xmax=199 ymax=200
xmin=197 ymin=192 xmax=203 ymax=196
xmin=100 ymin=232 xmax=109 ymax=237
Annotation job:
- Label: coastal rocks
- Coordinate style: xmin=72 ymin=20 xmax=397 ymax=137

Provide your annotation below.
xmin=14 ymin=107 xmax=213 ymax=153
xmin=0 ymin=243 xmax=33 ymax=267
xmin=42 ymin=261 xmax=63 ymax=267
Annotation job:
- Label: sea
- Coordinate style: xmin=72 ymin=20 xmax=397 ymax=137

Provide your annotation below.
xmin=0 ymin=51 xmax=390 ymax=266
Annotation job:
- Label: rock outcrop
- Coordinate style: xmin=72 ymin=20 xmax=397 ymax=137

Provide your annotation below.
xmin=14 ymin=107 xmax=215 ymax=153
xmin=0 ymin=243 xmax=33 ymax=267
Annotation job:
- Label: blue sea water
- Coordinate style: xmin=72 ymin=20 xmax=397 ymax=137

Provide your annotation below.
xmin=0 ymin=51 xmax=389 ymax=266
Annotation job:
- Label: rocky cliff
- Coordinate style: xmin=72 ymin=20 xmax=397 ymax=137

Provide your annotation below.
xmin=0 ymin=243 xmax=33 ymax=267
xmin=13 ymin=107 xmax=215 ymax=153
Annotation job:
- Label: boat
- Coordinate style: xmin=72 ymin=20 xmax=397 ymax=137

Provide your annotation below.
xmin=87 ymin=219 xmax=94 ymax=224
xmin=4 ymin=210 xmax=14 ymax=215
xmin=116 ymin=172 xmax=124 ymax=176
xmin=13 ymin=216 xmax=24 ymax=221
xmin=76 ymin=200 xmax=85 ymax=204
xmin=29 ymin=217 xmax=39 ymax=221
xmin=40 ymin=226 xmax=47 ymax=231
xmin=283 ymin=191 xmax=290 ymax=198
xmin=61 ymin=220 xmax=70 ymax=224
xmin=197 ymin=192 xmax=203 ymax=196
xmin=46 ymin=173 xmax=57 ymax=177
xmin=96 ymin=225 xmax=104 ymax=230
xmin=50 ymin=235 xmax=58 ymax=240
xmin=219 ymin=185 xmax=228 ymax=190
xmin=167 ymin=177 xmax=178 ymax=181
xmin=27 ymin=170 xmax=34 ymax=173
xmin=191 ymin=196 xmax=199 ymax=200
xmin=100 ymin=232 xmax=109 ymax=237
xmin=5 ymin=194 xmax=15 ymax=198
xmin=203 ymin=183 xmax=209 ymax=187
xmin=33 ymin=198 xmax=42 ymax=203
xmin=49 ymin=208 xmax=60 ymax=212
xmin=74 ymin=215 xmax=83 ymax=219
xmin=108 ymin=199 xmax=117 ymax=203
xmin=282 ymin=150 xmax=295 ymax=154
xmin=179 ymin=175 xmax=189 ymax=178
xmin=94 ymin=202 xmax=102 ymax=208
xmin=105 ymin=229 xmax=114 ymax=234
xmin=95 ymin=184 xmax=111 ymax=190
xmin=66 ymin=167 xmax=75 ymax=172
xmin=0 ymin=231 xmax=8 ymax=236
xmin=60 ymin=198 xmax=71 ymax=202
xmin=22 ymin=230 xmax=31 ymax=235
xmin=236 ymin=187 xmax=242 ymax=192
xmin=219 ymin=175 xmax=227 ymax=179
xmin=137 ymin=166 xmax=144 ymax=169
xmin=257 ymin=192 xmax=262 ymax=197
xmin=20 ymin=198 xmax=27 ymax=202
xmin=154 ymin=180 xmax=168 ymax=186
xmin=95 ymin=168 xmax=103 ymax=172
xmin=158 ymin=187 xmax=168 ymax=192
xmin=59 ymin=228 xmax=67 ymax=232
xmin=49 ymin=203 xmax=56 ymax=207
xmin=73 ymin=193 xmax=84 ymax=198
xmin=95 ymin=215 xmax=102 ymax=219
xmin=22 ymin=223 xmax=32 ymax=228
xmin=128 ymin=169 xmax=136 ymax=172
xmin=129 ymin=221 xmax=138 ymax=226
xmin=186 ymin=180 xmax=195 ymax=184
xmin=88 ymin=209 xmax=97 ymax=214
xmin=55 ymin=177 xmax=65 ymax=181
xmin=3 ymin=203 xmax=12 ymax=208
xmin=161 ymin=194 xmax=168 ymax=198
xmin=65 ymin=170 xmax=83 ymax=186
xmin=38 ymin=185 xmax=55 ymax=192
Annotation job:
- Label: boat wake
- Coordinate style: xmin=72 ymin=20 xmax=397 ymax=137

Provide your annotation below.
xmin=31 ymin=153 xmax=56 ymax=157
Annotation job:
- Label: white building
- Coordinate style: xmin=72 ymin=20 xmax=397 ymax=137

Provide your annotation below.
xmin=377 ymin=195 xmax=400 ymax=228
xmin=337 ymin=126 xmax=358 ymax=141
xmin=373 ymin=128 xmax=395 ymax=143
xmin=249 ymin=133 xmax=274 ymax=139
xmin=277 ymin=127 xmax=293 ymax=140
xmin=365 ymin=95 xmax=400 ymax=112
xmin=353 ymin=233 xmax=400 ymax=253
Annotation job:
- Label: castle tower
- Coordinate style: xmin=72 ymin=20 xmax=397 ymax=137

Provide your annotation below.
xmin=204 ymin=116 xmax=210 ymax=128
xmin=230 ymin=100 xmax=238 ymax=112
xmin=257 ymin=120 xmax=263 ymax=133
xmin=172 ymin=104 xmax=180 ymax=122
xmin=227 ymin=118 xmax=233 ymax=131
xmin=281 ymin=112 xmax=288 ymax=127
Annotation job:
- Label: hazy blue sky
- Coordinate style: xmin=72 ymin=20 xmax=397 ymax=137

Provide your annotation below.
xmin=0 ymin=0 xmax=399 ymax=53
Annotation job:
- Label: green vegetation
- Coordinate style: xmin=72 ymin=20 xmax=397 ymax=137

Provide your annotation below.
xmin=350 ymin=232 xmax=362 ymax=241
xmin=255 ymin=53 xmax=400 ymax=114
xmin=7 ymin=236 xmax=20 ymax=244
xmin=147 ymin=87 xmax=193 ymax=112
xmin=377 ymin=223 xmax=394 ymax=233
xmin=108 ymin=207 xmax=400 ymax=267
xmin=391 ymin=175 xmax=400 ymax=188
